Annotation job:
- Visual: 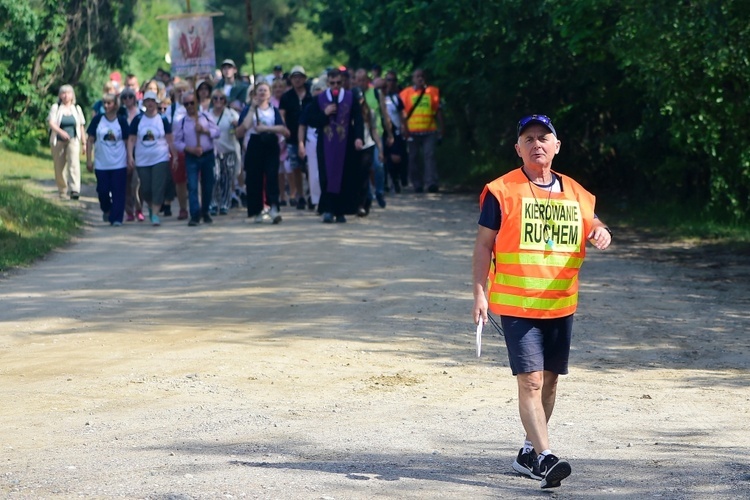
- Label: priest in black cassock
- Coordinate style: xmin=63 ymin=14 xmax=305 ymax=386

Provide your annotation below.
xmin=304 ymin=68 xmax=363 ymax=223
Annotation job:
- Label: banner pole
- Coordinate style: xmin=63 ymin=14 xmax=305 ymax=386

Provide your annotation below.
xmin=245 ymin=0 xmax=256 ymax=89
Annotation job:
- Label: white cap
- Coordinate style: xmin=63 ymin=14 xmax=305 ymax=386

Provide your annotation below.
xmin=290 ymin=65 xmax=306 ymax=77
xmin=142 ymin=90 xmax=160 ymax=103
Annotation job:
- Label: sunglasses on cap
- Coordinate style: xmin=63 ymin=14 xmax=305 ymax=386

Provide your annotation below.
xmin=517 ymin=114 xmax=556 ymax=137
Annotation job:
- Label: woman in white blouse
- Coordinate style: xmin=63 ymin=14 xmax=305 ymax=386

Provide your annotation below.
xmin=208 ymin=89 xmax=241 ymax=215
xmin=48 ymin=85 xmax=86 ymax=199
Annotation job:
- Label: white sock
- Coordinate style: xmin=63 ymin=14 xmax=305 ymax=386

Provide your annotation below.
xmin=522 ymin=440 xmax=534 ymax=453
xmin=537 ymin=449 xmax=551 ymax=464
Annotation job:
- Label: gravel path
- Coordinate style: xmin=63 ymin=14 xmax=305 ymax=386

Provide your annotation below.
xmin=1 ymin=186 xmax=748 ymax=499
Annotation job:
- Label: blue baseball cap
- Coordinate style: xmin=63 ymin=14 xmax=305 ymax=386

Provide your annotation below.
xmin=517 ymin=114 xmax=557 ymax=137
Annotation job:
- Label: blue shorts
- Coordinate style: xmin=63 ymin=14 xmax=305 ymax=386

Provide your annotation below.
xmin=286 ymin=143 xmax=302 ymax=171
xmin=500 ymin=315 xmax=574 ymax=375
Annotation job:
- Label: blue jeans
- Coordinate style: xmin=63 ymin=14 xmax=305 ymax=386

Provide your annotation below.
xmin=186 ymin=150 xmax=216 ymax=219
xmin=372 ymin=145 xmax=385 ymax=196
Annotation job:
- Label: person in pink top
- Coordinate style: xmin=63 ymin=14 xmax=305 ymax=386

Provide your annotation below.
xmin=173 ymin=91 xmax=221 ymax=226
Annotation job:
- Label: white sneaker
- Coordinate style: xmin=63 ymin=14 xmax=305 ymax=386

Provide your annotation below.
xmin=254 ymin=213 xmax=265 ymax=223
xmin=269 ymin=206 xmax=282 ymax=224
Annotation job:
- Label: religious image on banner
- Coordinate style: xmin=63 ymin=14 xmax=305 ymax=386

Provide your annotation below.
xmin=168 ymin=16 xmax=216 ymax=76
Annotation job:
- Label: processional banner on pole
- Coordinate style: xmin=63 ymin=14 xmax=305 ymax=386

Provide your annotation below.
xmin=168 ymin=16 xmax=216 ymax=76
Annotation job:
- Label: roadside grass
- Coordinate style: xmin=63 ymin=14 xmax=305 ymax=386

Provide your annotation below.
xmin=601 ymin=195 xmax=750 ymax=243
xmin=0 ymin=146 xmax=86 ymax=271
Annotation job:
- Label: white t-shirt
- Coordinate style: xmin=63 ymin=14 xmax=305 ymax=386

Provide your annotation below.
xmin=92 ymin=116 xmax=127 ymax=170
xmin=243 ymin=106 xmax=277 ymax=149
xmin=210 ymin=108 xmax=241 ymax=155
xmin=250 ymin=106 xmax=276 ymax=132
xmin=130 ymin=113 xmax=171 ymax=167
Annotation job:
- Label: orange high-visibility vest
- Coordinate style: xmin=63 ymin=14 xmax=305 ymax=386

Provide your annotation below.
xmin=480 ymin=168 xmax=596 ymax=319
xmin=399 ymin=86 xmax=440 ymax=134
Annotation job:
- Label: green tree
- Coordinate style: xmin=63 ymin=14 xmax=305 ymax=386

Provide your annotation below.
xmin=208 ymin=0 xmax=311 ymax=69
xmin=246 ymin=22 xmax=346 ymax=77
xmin=0 ymin=0 xmax=136 ymax=151
xmin=611 ymin=0 xmax=750 ymax=219
xmin=310 ymin=0 xmax=750 ymax=221
xmin=124 ymin=0 xmax=186 ymax=83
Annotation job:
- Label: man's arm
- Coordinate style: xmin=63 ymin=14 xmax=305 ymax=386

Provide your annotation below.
xmin=85 ymin=134 xmax=95 ymax=172
xmin=472 ymin=225 xmax=498 ymax=325
xmin=126 ymin=135 xmax=136 ymax=169
xmin=297 ymin=124 xmax=307 ymax=159
xmin=587 ymin=218 xmax=612 ymax=251
xmin=172 ymin=120 xmax=186 ymax=153
xmin=399 ymin=90 xmax=410 ymax=139
xmin=376 ymin=88 xmax=393 ymax=145
xmin=436 ymin=107 xmax=445 ymax=139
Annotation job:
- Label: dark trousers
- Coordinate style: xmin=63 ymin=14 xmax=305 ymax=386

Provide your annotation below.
xmin=186 ymin=150 xmax=216 ymax=219
xmin=245 ymin=134 xmax=280 ymax=216
xmin=383 ymin=133 xmax=408 ymax=188
xmin=95 ymin=167 xmax=128 ymax=223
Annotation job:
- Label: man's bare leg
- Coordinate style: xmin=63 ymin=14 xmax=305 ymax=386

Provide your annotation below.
xmin=517 ymin=371 xmax=550 ymax=452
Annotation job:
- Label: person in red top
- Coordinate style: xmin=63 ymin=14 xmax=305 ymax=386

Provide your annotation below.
xmin=399 ymin=68 xmax=444 ymax=193
xmin=472 ymin=115 xmax=612 ymax=489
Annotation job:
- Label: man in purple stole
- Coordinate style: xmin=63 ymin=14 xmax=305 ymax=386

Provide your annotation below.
xmin=305 ymin=68 xmax=364 ymax=223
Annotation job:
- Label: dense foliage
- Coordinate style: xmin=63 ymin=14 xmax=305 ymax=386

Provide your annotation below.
xmin=0 ymin=0 xmax=135 ymax=153
xmin=311 ymin=0 xmax=750 ymax=220
xmin=1 ymin=0 xmax=748 ymax=221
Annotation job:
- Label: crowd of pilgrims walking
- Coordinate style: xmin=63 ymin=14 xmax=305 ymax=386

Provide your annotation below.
xmin=48 ymin=59 xmax=445 ymax=227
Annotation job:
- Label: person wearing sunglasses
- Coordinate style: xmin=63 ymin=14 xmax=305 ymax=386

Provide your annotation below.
xmin=381 ymin=71 xmax=407 ymax=193
xmin=303 ymin=68 xmax=364 ymax=223
xmin=173 ymin=91 xmax=220 ymax=226
xmin=472 ymin=115 xmax=612 ymax=489
xmin=208 ymin=89 xmax=240 ymax=216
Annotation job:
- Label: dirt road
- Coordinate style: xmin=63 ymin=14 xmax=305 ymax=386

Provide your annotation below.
xmin=1 ymin=188 xmax=749 ymax=499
